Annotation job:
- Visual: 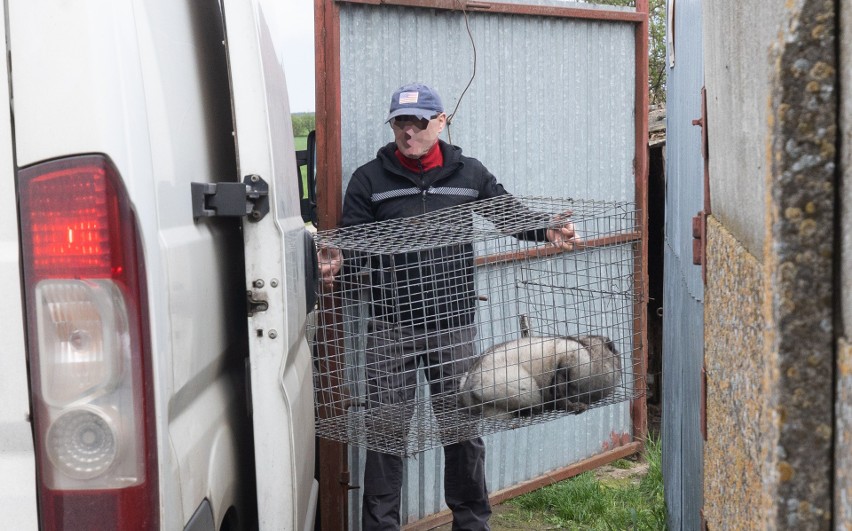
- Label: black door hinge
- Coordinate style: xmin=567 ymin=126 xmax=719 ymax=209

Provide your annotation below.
xmin=191 ymin=174 xmax=269 ymax=221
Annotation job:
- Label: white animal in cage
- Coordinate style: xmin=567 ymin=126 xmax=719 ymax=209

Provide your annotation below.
xmin=458 ymin=335 xmax=622 ymax=419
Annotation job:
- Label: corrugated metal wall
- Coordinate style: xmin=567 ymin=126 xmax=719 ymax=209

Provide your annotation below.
xmin=334 ymin=1 xmax=641 ymax=527
xmin=662 ymin=0 xmax=704 ymax=528
xmin=338 ymin=4 xmax=636 ymax=202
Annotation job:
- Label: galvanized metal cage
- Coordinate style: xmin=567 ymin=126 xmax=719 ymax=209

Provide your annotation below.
xmin=310 ymin=196 xmax=644 ymax=457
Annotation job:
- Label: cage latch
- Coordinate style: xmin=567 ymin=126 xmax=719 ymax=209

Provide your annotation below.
xmin=191 ymin=174 xmax=269 ymax=221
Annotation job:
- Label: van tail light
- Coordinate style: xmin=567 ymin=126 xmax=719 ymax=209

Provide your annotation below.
xmin=18 ymin=155 xmax=158 ymax=531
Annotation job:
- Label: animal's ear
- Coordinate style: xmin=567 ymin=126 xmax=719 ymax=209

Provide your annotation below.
xmin=605 ymin=338 xmax=618 ymax=355
xmin=579 ymin=335 xmax=619 ymax=356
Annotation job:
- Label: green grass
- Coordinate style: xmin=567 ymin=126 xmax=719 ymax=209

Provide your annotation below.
xmin=610 ymin=458 xmax=635 ymax=470
xmin=506 ymin=436 xmax=666 ymax=530
xmin=294 ymin=135 xmax=308 ymax=151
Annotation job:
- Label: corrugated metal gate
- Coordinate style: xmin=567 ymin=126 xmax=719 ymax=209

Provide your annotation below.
xmin=314 ymin=0 xmax=649 ymax=528
xmin=663 ymin=0 xmax=704 ymax=528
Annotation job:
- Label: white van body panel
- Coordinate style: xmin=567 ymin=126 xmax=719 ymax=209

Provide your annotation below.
xmin=0 ymin=6 xmax=38 ymax=526
xmin=5 ymin=0 xmax=291 ymax=528
xmin=221 ymin=0 xmax=317 ymax=529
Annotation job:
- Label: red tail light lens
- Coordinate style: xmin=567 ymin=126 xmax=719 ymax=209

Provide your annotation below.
xmin=19 ymin=155 xmax=158 ymax=531
xmin=25 ymin=163 xmax=122 ymax=279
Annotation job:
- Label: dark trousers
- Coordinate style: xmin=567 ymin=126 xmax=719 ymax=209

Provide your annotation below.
xmin=361 ymin=323 xmax=491 ymax=530
xmin=362 ymin=439 xmax=491 ymax=531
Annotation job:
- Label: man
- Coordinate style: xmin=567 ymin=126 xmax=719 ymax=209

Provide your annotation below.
xmin=319 ymin=83 xmax=576 ymax=530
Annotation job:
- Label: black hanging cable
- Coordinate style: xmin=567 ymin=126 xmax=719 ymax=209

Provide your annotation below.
xmin=446 ymin=0 xmax=476 ymax=146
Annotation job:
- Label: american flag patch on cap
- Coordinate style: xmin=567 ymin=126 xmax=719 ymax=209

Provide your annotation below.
xmin=398 ymin=91 xmax=419 ymax=104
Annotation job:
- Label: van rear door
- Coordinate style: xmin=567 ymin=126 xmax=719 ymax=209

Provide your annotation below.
xmin=219 ymin=1 xmax=317 ymax=529
xmin=0 ymin=6 xmax=38 ymax=527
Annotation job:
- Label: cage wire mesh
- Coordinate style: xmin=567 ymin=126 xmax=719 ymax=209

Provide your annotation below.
xmin=310 ymin=195 xmax=645 ymax=457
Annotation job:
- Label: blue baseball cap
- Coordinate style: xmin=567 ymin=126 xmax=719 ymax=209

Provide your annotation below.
xmin=386 ymin=83 xmax=444 ymax=123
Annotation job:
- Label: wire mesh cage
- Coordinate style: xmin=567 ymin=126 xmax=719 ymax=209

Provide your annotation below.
xmin=310 ymin=195 xmax=645 ymax=457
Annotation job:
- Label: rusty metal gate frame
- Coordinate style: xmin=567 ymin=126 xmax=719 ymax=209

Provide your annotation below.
xmin=313 ymin=1 xmax=649 ymax=527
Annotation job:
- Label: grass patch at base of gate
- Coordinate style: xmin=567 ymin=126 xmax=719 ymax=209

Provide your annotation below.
xmin=500 ymin=436 xmax=665 ymax=530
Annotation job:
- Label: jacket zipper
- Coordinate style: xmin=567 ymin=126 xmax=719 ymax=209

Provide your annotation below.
xmin=418 ymin=159 xmax=427 ymax=214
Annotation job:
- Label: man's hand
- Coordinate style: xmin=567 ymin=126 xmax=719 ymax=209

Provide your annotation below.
xmin=546 ymin=212 xmax=581 ymax=251
xmin=317 ymin=246 xmax=342 ymax=290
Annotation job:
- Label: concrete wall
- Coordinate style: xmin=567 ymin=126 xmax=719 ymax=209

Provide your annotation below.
xmin=703 ymin=1 xmax=782 ymax=258
xmin=844 ymin=0 xmax=852 ymax=342
xmin=838 ymin=0 xmax=852 ymax=525
xmin=702 ymin=0 xmax=838 ymax=528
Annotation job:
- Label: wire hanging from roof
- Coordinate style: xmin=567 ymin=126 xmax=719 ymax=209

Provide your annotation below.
xmin=445 ymin=0 xmax=477 ymax=146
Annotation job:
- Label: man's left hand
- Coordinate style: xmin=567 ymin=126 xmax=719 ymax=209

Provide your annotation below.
xmin=546 ymin=212 xmax=581 ymax=251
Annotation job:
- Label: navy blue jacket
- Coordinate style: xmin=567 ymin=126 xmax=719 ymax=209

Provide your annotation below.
xmin=342 ymin=141 xmax=512 ymax=225
xmin=341 ymin=140 xmax=546 ymax=329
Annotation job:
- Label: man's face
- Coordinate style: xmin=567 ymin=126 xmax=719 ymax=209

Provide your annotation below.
xmin=390 ymin=113 xmax=446 ymax=159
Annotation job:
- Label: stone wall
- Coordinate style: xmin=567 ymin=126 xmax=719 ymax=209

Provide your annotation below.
xmin=702 ymin=0 xmax=838 ymax=528
xmin=703 ymin=217 xmax=775 ymax=528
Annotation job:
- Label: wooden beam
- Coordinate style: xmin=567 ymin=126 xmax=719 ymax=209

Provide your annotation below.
xmin=314 ymin=2 xmax=349 ymax=529
xmin=631 ymin=0 xmax=650 ymax=444
xmin=316 ymin=0 xmax=343 ymax=231
xmin=475 ymin=232 xmax=642 ymax=268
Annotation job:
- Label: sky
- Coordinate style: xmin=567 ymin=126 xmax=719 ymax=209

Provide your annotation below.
xmin=261 ymin=0 xmax=316 ymax=113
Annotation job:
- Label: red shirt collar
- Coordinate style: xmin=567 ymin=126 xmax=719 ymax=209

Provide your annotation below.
xmin=394 ymin=142 xmax=443 ymax=173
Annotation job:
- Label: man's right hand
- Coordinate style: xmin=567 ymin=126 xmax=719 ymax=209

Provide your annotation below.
xmin=317 ymin=246 xmax=342 ymax=290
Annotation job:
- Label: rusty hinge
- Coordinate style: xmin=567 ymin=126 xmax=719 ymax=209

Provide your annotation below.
xmin=692 ymin=212 xmax=705 ymax=267
xmin=691 ymin=86 xmax=710 ymax=284
xmin=693 ymin=86 xmax=710 ymax=179
xmin=700 ymin=364 xmax=707 ymax=441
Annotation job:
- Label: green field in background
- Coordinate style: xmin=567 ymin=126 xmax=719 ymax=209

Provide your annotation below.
xmin=294 ymin=135 xmax=307 ymax=151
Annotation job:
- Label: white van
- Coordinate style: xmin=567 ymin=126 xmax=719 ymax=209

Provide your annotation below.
xmin=0 ymin=0 xmax=317 ymax=529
